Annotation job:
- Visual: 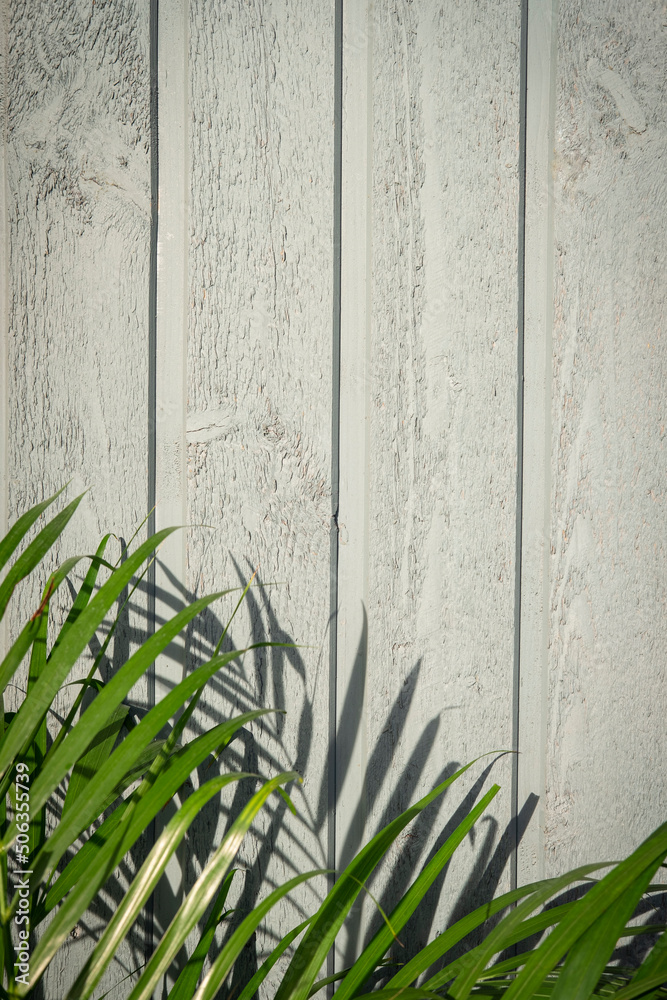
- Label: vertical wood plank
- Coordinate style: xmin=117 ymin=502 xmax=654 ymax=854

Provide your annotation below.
xmin=3 ymin=0 xmax=152 ymax=995
xmin=336 ymin=0 xmax=372 ymax=872
xmin=334 ymin=0 xmax=373 ymax=967
xmin=517 ymin=0 xmax=558 ymax=885
xmin=336 ymin=0 xmax=522 ymax=962
xmin=152 ymin=0 xmax=189 ymax=969
xmin=154 ymin=0 xmax=188 ymax=676
xmin=5 ymin=0 xmax=151 ymax=552
xmin=187 ymin=0 xmax=335 ymax=986
xmin=542 ymin=0 xmax=667 ymax=875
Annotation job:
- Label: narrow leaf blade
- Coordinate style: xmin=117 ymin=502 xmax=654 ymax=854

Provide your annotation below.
xmin=0 ymin=484 xmax=69 ymax=576
xmin=0 ymin=492 xmax=85 ymax=622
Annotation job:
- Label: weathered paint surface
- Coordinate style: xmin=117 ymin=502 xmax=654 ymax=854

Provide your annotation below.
xmin=2 ymin=0 xmax=151 ymax=995
xmin=185 ymin=0 xmax=335 ymax=984
xmin=1 ymin=0 xmax=667 ymax=994
xmin=5 ymin=0 xmax=151 ymax=548
xmin=336 ymin=0 xmax=522 ymax=967
xmin=518 ymin=0 xmax=667 ymax=883
xmin=152 ymin=0 xmax=189 ymax=958
xmin=543 ymin=0 xmax=667 ymax=874
xmin=517 ymin=0 xmax=558 ymax=883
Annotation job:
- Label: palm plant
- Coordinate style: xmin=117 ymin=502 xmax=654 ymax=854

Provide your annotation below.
xmin=0 ymin=485 xmax=296 ymax=999
xmin=0 ymin=488 xmax=665 ymax=1000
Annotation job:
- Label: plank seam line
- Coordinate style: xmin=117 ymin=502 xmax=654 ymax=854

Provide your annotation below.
xmin=328 ymin=0 xmax=344 ymax=990
xmin=145 ymin=0 xmax=159 ymax=964
xmin=511 ymin=0 xmax=529 ymax=898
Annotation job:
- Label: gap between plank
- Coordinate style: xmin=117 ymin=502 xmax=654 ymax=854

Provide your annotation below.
xmin=511 ymin=0 xmax=530 ymax=896
xmin=145 ymin=0 xmax=160 ymax=963
xmin=517 ymin=0 xmax=558 ymax=886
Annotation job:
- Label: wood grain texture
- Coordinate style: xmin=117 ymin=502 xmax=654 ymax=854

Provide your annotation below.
xmin=3 ymin=0 xmax=665 ymax=992
xmin=334 ymin=0 xmax=372 ymax=968
xmin=336 ymin=0 xmax=371 ymax=888
xmin=3 ymin=0 xmax=151 ymax=995
xmin=186 ymin=0 xmax=334 ymax=986
xmin=517 ymin=0 xmax=557 ymax=885
xmin=336 ymin=0 xmax=522 ymax=966
xmin=152 ymin=0 xmax=189 ymax=961
xmin=541 ymin=0 xmax=667 ymax=875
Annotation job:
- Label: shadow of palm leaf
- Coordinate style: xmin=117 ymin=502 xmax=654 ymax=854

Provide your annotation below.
xmin=149 ymin=578 xmax=523 ymax=997
xmin=47 ymin=547 xmax=533 ymax=1000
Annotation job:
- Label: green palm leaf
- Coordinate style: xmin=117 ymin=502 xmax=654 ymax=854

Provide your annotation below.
xmin=0 ymin=492 xmax=85 ymax=623
xmin=274 ymin=758 xmax=488 ymax=1000
xmin=498 ymin=823 xmax=667 ymax=1000
xmin=0 ymin=527 xmax=179 ymax=783
xmin=125 ymin=771 xmax=302 ymax=1000
xmin=334 ymin=784 xmax=501 ymax=1000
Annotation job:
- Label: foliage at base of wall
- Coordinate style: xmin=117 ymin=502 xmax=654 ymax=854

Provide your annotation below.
xmin=0 ymin=489 xmax=665 ymax=999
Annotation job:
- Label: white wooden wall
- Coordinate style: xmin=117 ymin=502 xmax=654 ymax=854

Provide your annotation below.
xmin=519 ymin=0 xmax=667 ymax=883
xmin=0 ymin=1 xmax=152 ymax=995
xmin=0 ymin=0 xmax=665 ymax=995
